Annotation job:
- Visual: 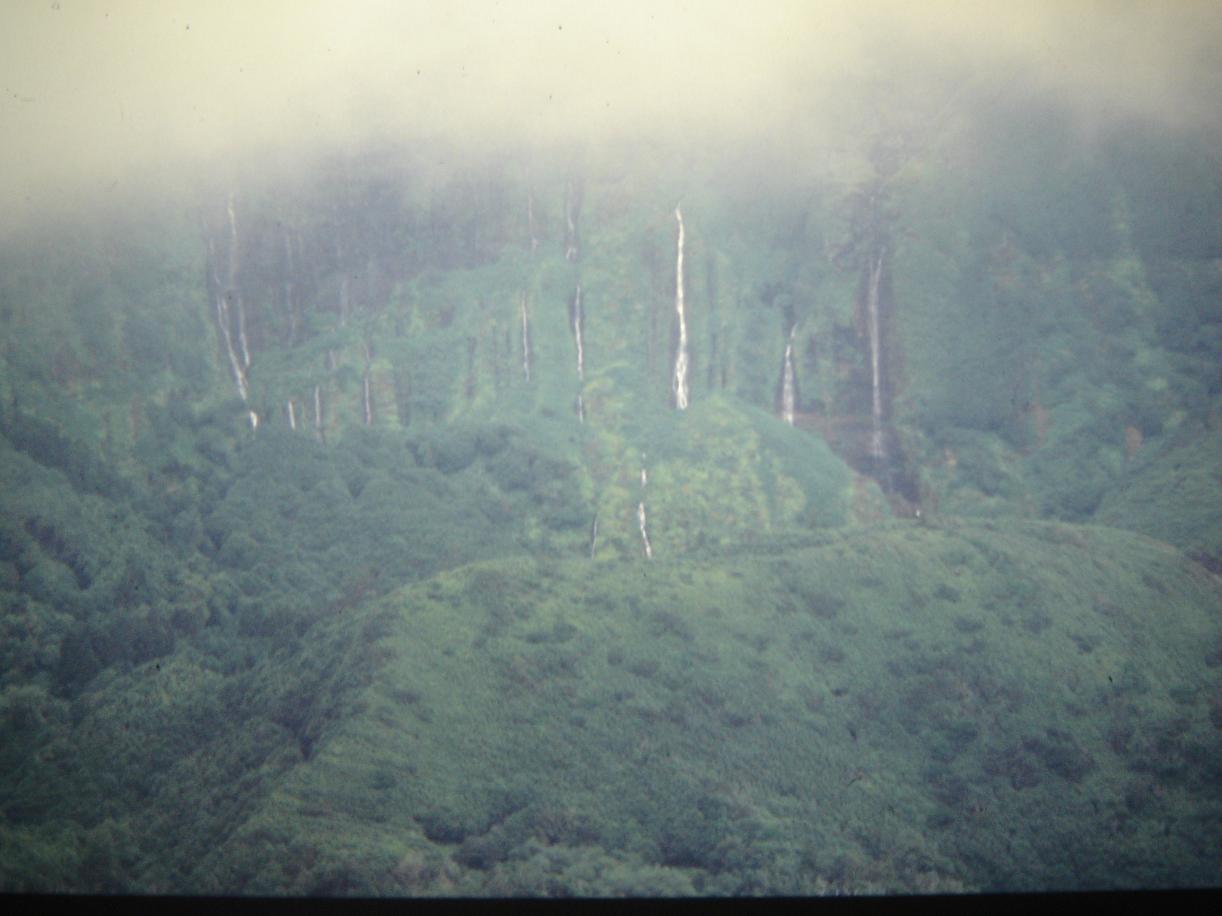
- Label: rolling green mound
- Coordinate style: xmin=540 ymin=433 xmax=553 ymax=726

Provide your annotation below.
xmin=16 ymin=520 xmax=1210 ymax=895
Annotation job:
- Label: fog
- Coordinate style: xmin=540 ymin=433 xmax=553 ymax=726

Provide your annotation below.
xmin=1 ymin=0 xmax=1219 ymax=234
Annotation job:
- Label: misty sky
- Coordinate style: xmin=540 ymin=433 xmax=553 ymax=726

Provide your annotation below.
xmin=1 ymin=0 xmax=1219 ymax=234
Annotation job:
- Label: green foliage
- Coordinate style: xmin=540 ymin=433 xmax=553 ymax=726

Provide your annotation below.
xmin=32 ymin=520 xmax=1204 ymax=895
xmin=0 ymin=407 xmax=127 ymax=498
xmin=1095 ymin=428 xmax=1222 ymax=570
xmin=0 ymin=88 xmax=1219 ymax=896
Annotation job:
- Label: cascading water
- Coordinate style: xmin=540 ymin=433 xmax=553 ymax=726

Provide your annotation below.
xmin=672 ymin=205 xmax=690 ymax=411
xmin=361 ymin=343 xmax=374 ymax=427
xmin=227 ymin=196 xmax=252 ymax=374
xmin=212 ymin=285 xmax=247 ymax=404
xmin=570 ymin=283 xmax=585 ymax=422
xmin=287 ymin=399 xmax=297 ymax=431
xmin=208 ymin=196 xmax=256 ymax=430
xmin=236 ymin=303 xmax=252 ymax=375
xmin=212 ymin=294 xmax=247 ymax=404
xmin=780 ymin=324 xmax=797 ymax=426
xmin=571 ymin=284 xmax=585 ymax=382
xmin=313 ymin=384 xmax=325 ymax=443
xmin=637 ymin=456 xmax=653 ymax=559
xmin=820 ymin=243 xmax=917 ymax=504
xmin=866 ymin=252 xmax=885 ymax=463
xmin=520 ymin=292 xmax=531 ymax=382
xmin=564 ymin=179 xmax=580 ymax=263
xmin=588 ymin=511 xmax=599 ymax=560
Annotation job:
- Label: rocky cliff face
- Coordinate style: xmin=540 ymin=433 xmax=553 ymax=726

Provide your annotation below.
xmin=250 ymin=124 xmax=1183 ymax=537
xmin=10 ymin=87 xmax=1215 ymax=560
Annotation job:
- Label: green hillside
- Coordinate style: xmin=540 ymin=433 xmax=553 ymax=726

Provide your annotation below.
xmin=3 ymin=521 xmax=1218 ymax=894
xmin=0 ymin=44 xmax=1219 ymax=896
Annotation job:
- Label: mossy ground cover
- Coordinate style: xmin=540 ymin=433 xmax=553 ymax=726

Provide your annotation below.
xmin=118 ymin=519 xmax=1222 ymax=895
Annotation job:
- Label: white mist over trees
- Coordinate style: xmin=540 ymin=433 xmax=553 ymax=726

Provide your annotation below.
xmin=1 ymin=1 xmax=1219 ymax=237
xmin=0 ymin=0 xmax=1219 ymax=898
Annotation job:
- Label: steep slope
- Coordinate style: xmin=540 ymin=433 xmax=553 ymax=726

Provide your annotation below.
xmin=3 ymin=94 xmax=1219 ymax=546
xmin=0 ymin=72 xmax=1219 ymax=897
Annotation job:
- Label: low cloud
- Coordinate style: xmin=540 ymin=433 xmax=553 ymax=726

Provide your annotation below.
xmin=0 ymin=0 xmax=1217 ymax=235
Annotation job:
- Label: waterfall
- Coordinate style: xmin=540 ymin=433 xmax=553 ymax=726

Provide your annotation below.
xmin=672 ymin=205 xmax=690 ymax=410
xmin=225 ymin=194 xmax=240 ymax=292
xmin=213 ymin=289 xmax=248 ymax=403
xmin=637 ymin=456 xmax=653 ymax=559
xmin=313 ymin=384 xmax=325 ymax=443
xmin=571 ymin=284 xmax=585 ymax=382
xmin=589 ymin=512 xmax=599 ymax=560
xmin=780 ymin=325 xmax=797 ymax=426
xmin=236 ymin=298 xmax=251 ymax=372
xmin=866 ymin=252 xmax=885 ymax=463
xmin=519 ymin=292 xmax=531 ymax=382
xmin=362 ymin=343 xmax=374 ymax=427
xmin=208 ymin=254 xmax=253 ymax=427
xmin=287 ymin=399 xmax=297 ymax=431
xmin=564 ymin=179 xmax=580 ymax=263
xmin=225 ymin=196 xmax=252 ymax=371
xmin=209 ymin=195 xmax=256 ymax=430
xmin=570 ymin=283 xmax=585 ymax=422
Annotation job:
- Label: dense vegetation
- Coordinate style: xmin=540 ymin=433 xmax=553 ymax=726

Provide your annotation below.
xmin=0 ymin=81 xmax=1219 ymax=895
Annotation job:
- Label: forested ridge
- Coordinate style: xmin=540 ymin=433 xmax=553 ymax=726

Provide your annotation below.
xmin=0 ymin=74 xmax=1219 ymax=894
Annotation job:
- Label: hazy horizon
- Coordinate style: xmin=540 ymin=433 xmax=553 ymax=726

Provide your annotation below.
xmin=2 ymin=0 xmax=1220 ymax=236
